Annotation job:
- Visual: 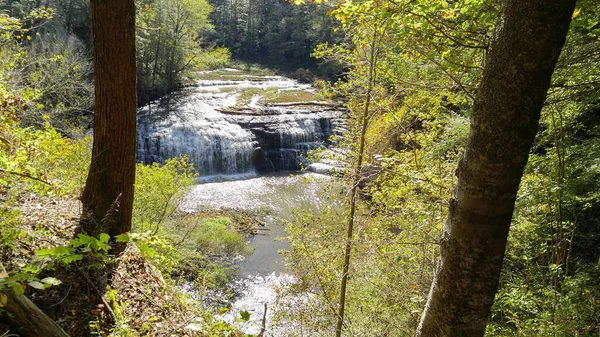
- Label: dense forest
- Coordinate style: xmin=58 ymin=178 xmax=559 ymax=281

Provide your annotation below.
xmin=1 ymin=0 xmax=600 ymax=336
xmin=207 ymin=0 xmax=344 ymax=77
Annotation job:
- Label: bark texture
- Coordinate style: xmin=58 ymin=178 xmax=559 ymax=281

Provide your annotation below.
xmin=0 ymin=265 xmax=69 ymax=337
xmin=416 ymin=0 xmax=577 ymax=336
xmin=81 ymin=0 xmax=137 ymax=236
xmin=2 ymin=290 xmax=70 ymax=337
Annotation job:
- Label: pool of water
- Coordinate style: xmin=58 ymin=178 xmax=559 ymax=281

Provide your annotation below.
xmin=180 ymin=173 xmax=332 ymax=336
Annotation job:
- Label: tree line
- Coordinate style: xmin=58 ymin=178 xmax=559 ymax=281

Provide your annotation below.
xmin=0 ymin=0 xmax=228 ymax=135
xmin=208 ymin=0 xmax=344 ymax=78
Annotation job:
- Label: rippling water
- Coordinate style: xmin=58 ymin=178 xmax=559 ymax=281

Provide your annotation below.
xmin=180 ymin=173 xmax=332 ymax=336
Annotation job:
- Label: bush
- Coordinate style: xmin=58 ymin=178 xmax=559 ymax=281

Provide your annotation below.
xmin=294 ymin=68 xmax=315 ymax=83
xmin=194 ymin=217 xmax=249 ymax=257
xmin=0 ymin=116 xmax=91 ymax=198
xmin=132 ymin=156 xmax=197 ymax=234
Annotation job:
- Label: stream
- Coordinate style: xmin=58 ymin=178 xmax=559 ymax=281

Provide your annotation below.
xmin=181 ymin=173 xmax=330 ymax=336
xmin=137 ymin=69 xmax=344 ymax=336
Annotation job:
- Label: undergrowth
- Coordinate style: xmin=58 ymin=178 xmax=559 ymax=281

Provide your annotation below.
xmin=0 ymin=112 xmax=253 ymax=336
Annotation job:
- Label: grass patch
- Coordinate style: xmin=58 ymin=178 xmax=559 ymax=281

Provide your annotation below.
xmin=267 ymin=90 xmax=318 ymax=104
xmin=230 ymin=88 xmax=320 ymax=108
xmin=195 ymin=217 xmax=250 ymax=257
xmin=233 ymin=88 xmax=278 ymax=107
xmin=161 ymin=209 xmax=262 ymax=289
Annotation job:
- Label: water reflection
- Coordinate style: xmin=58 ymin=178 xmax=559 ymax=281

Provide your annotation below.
xmin=180 ymin=173 xmax=331 ymax=336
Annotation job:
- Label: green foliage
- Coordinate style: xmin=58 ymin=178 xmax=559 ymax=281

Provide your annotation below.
xmin=17 ymin=38 xmax=93 ymax=134
xmin=282 ymin=97 xmax=458 ymax=336
xmin=194 ymin=217 xmax=249 ymax=257
xmin=0 ymin=208 xmax=26 ymax=249
xmin=128 ymin=157 xmax=200 ymax=275
xmin=166 ymin=213 xmax=252 ymax=289
xmin=283 ymin=0 xmax=600 ymax=335
xmin=37 ymin=233 xmax=112 ymax=266
xmin=136 ymin=0 xmax=220 ymax=103
xmin=0 ymin=232 xmax=110 ymax=300
xmin=195 ymin=46 xmax=232 ymax=70
xmin=0 ymin=8 xmax=93 ymax=135
xmin=0 ymin=116 xmax=91 ymax=198
xmin=133 ymin=156 xmax=197 ymax=234
xmin=106 ymin=287 xmax=125 ymax=323
xmin=0 ymin=10 xmax=92 ymax=305
xmin=236 ymin=309 xmax=251 ymax=322
xmin=129 ymin=231 xmax=180 ymax=274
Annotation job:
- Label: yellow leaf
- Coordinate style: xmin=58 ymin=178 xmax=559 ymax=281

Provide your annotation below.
xmin=572 ymin=8 xmax=581 ymax=19
xmin=443 ymin=10 xmax=455 ymax=18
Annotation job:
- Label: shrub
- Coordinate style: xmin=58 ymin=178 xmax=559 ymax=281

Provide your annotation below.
xmin=194 ymin=217 xmax=249 ymax=257
xmin=132 ymin=156 xmax=197 ymax=234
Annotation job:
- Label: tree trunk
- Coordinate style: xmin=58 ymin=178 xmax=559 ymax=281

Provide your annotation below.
xmin=81 ymin=0 xmax=137 ymax=237
xmin=416 ymin=1 xmax=577 ymax=336
xmin=0 ymin=265 xmax=69 ymax=337
xmin=2 ymin=290 xmax=70 ymax=337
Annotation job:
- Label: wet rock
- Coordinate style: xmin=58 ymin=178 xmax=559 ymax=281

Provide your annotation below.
xmin=137 ymin=70 xmax=346 ymax=177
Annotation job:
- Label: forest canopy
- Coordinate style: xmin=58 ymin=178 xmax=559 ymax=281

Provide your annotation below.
xmin=1 ymin=0 xmax=599 ymax=336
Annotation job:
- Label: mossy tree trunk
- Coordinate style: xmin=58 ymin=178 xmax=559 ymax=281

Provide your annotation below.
xmin=81 ymin=0 xmax=137 ymax=237
xmin=416 ymin=0 xmax=577 ymax=336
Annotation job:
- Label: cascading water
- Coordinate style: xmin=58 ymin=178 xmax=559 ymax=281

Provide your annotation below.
xmin=181 ymin=174 xmax=334 ymax=337
xmin=137 ymin=69 xmax=343 ymax=179
xmin=139 ymin=69 xmax=346 ymax=336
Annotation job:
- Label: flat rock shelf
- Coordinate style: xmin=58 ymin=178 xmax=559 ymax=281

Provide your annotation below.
xmin=137 ymin=69 xmax=346 ymax=180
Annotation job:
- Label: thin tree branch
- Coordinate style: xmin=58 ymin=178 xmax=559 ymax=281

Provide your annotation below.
xmin=0 ymin=168 xmax=52 ymax=185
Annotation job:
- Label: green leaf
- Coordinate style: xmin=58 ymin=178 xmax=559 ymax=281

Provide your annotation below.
xmin=35 ymin=248 xmax=52 ymax=257
xmin=28 ymin=280 xmax=45 ymax=290
xmin=61 ymin=254 xmax=83 ymax=264
xmin=99 ymin=233 xmax=110 ymax=243
xmin=0 ymin=293 xmax=7 ymax=306
xmin=12 ymin=283 xmax=24 ymax=295
xmin=51 ymin=246 xmax=71 ymax=256
xmin=41 ymin=277 xmax=62 ymax=286
xmin=115 ymin=233 xmax=131 ymax=243
xmin=138 ymin=243 xmax=156 ymax=259
xmin=239 ymin=310 xmax=251 ymax=322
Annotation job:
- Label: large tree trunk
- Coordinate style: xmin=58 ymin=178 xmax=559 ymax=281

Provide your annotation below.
xmin=416 ymin=0 xmax=577 ymax=336
xmin=81 ymin=0 xmax=137 ymax=237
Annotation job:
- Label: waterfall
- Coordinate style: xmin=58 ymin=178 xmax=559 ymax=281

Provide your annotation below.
xmin=137 ymin=70 xmax=343 ymax=178
xmin=138 ymin=122 xmax=257 ymax=176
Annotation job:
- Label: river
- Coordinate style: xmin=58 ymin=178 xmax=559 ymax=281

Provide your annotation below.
xmin=137 ymin=69 xmax=343 ymax=336
xmin=182 ymin=173 xmax=331 ymax=336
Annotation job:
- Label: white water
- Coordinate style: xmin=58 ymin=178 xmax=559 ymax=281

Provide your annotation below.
xmin=137 ymin=69 xmax=339 ymax=177
xmin=181 ymin=174 xmax=332 ymax=336
xmin=137 ymin=89 xmax=256 ymax=175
